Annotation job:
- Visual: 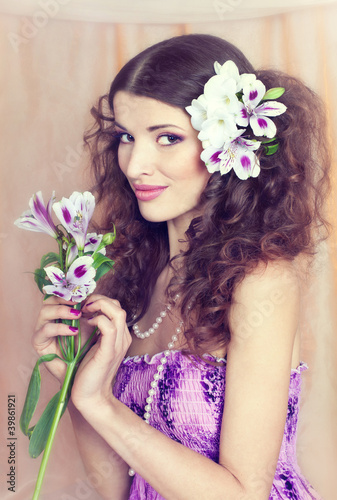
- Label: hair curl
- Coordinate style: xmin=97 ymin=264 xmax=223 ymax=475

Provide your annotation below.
xmin=84 ymin=34 xmax=330 ymax=355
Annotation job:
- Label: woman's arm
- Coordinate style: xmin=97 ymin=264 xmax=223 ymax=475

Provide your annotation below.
xmin=67 ymin=401 xmax=132 ymax=499
xmin=72 ymin=260 xmax=300 ymax=500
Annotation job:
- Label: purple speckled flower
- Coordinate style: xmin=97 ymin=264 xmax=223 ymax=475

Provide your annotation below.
xmin=43 ymin=256 xmax=96 ymax=302
xmin=14 ymin=191 xmax=58 ymax=238
xmin=53 ymin=191 xmax=95 ymax=251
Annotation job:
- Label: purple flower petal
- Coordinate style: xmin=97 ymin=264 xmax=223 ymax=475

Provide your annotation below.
xmin=62 ymin=206 xmax=72 ymax=224
xmin=241 ymin=155 xmax=252 ymax=170
xmin=74 ymin=264 xmax=87 ymax=279
xmin=14 ymin=192 xmax=58 ymax=238
xmin=249 ymin=89 xmax=258 ymax=101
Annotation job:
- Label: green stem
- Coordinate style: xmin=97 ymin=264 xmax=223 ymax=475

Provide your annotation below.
xmin=31 ymin=360 xmax=77 ymax=500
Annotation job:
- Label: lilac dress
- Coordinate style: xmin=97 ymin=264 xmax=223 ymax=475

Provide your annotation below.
xmin=113 ymin=350 xmax=321 ymax=499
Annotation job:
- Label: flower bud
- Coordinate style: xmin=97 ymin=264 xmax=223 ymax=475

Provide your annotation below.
xmin=102 ymin=231 xmax=116 ymax=247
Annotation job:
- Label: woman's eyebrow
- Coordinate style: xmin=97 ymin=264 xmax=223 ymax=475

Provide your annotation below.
xmin=114 ymin=121 xmax=185 ymax=132
xmin=147 ymin=124 xmax=185 ymax=132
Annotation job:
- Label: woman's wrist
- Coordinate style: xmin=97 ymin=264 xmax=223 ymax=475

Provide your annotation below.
xmin=72 ymin=389 xmax=117 ymax=421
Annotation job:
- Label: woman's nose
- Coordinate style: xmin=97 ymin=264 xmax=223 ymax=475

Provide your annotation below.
xmin=124 ymin=141 xmax=155 ymax=178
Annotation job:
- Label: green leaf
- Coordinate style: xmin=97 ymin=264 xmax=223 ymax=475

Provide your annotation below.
xmin=92 ymin=252 xmax=113 ymax=268
xmin=40 ymin=252 xmax=60 ymax=268
xmin=261 ymin=138 xmax=276 ymax=144
xmin=28 ymin=390 xmax=69 ymax=458
xmin=262 ymin=87 xmax=285 ymax=100
xmin=20 ymin=354 xmax=62 ymax=436
xmin=265 ymin=143 xmax=279 ymax=155
xmin=34 ymin=268 xmax=50 ymax=293
xmin=95 ymin=259 xmax=115 ymax=282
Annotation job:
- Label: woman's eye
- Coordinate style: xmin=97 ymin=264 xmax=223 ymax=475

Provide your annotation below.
xmin=113 ymin=131 xmax=134 ymax=144
xmin=157 ymin=134 xmax=182 ymax=146
xmin=119 ymin=133 xmax=134 ymax=144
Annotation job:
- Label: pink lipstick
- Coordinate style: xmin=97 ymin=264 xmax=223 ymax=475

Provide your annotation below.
xmin=134 ymin=184 xmax=167 ymax=201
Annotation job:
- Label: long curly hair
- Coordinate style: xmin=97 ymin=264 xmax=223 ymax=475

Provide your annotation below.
xmin=85 ymin=34 xmax=331 ymax=355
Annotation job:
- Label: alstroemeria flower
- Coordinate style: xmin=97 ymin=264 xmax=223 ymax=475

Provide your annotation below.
xmin=198 ymin=107 xmax=239 ymax=148
xmin=53 ymin=191 xmax=95 ymax=251
xmin=43 ymin=256 xmax=96 ymax=302
xmin=214 ymin=60 xmax=256 ymax=93
xmin=185 ymin=94 xmax=208 ymax=131
xmin=242 ymin=81 xmax=287 ymax=138
xmin=204 ymin=74 xmax=240 ymax=115
xmin=66 ymin=233 xmax=106 ymax=267
xmin=14 ymin=191 xmax=58 ymax=238
xmin=220 ymin=136 xmax=261 ymax=180
xmin=201 ymin=131 xmax=261 ymax=180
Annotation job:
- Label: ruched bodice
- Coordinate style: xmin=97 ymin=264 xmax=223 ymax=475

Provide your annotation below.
xmin=113 ymin=350 xmax=321 ymax=499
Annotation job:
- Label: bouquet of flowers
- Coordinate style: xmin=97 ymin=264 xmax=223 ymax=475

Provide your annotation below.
xmin=14 ymin=190 xmax=115 ymax=500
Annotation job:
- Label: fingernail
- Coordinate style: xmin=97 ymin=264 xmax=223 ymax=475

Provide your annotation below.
xmin=69 ymin=326 xmax=78 ymax=333
xmin=70 ymin=309 xmax=81 ymax=316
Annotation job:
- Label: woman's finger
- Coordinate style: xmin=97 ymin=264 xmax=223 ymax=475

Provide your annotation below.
xmin=33 ymin=321 xmax=79 ymax=348
xmin=36 ymin=303 xmax=82 ymax=327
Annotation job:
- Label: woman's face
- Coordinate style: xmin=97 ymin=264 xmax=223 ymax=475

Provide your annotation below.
xmin=113 ymin=91 xmax=211 ymax=227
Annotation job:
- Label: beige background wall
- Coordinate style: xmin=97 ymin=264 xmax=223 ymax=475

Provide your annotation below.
xmin=0 ymin=1 xmax=336 ymax=499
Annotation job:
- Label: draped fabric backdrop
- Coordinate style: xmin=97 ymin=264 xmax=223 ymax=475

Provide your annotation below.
xmin=0 ymin=1 xmax=336 ymax=499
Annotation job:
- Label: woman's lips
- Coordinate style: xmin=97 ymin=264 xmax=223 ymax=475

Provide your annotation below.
xmin=133 ymin=184 xmax=168 ymax=201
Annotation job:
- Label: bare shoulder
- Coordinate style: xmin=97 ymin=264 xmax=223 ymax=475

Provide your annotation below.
xmin=229 ymin=259 xmax=301 ymax=346
xmin=233 ymin=259 xmax=300 ymax=306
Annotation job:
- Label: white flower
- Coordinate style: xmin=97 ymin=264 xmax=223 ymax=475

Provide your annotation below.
xmin=53 ymin=191 xmax=95 ymax=251
xmin=198 ymin=107 xmax=239 ymax=148
xmin=204 ymin=74 xmax=240 ymax=115
xmin=186 ymin=59 xmax=287 ymax=180
xmin=43 ymin=256 xmax=96 ymax=302
xmin=242 ymin=81 xmax=287 ymax=138
xmin=219 ymin=137 xmax=261 ymax=180
xmin=214 ymin=60 xmax=256 ymax=93
xmin=201 ymin=130 xmax=261 ymax=180
xmin=185 ymin=95 xmax=208 ymax=131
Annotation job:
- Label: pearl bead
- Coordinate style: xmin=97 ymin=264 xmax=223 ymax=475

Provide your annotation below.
xmin=128 ymin=311 xmax=183 ymax=477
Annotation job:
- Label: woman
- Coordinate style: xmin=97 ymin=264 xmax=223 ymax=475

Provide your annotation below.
xmin=33 ymin=34 xmax=330 ymax=499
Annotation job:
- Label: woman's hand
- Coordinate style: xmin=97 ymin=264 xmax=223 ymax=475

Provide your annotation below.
xmin=71 ymin=295 xmax=132 ymax=411
xmin=32 ymin=296 xmax=95 ymax=384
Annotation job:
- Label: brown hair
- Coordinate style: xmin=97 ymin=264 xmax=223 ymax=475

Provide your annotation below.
xmin=85 ymin=34 xmax=330 ymax=355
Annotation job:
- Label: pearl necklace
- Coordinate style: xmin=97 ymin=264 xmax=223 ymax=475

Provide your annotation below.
xmin=132 ymin=295 xmax=179 ymax=340
xmin=128 ymin=321 xmax=183 ymax=477
xmin=132 ymin=306 xmax=171 ymax=339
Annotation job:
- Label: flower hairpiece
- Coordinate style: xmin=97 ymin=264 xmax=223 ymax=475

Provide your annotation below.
xmin=185 ymin=60 xmax=287 ymax=180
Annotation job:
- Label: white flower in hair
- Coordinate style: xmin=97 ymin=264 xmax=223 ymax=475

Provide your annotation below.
xmin=214 ymin=60 xmax=256 ymax=93
xmin=198 ymin=107 xmax=239 ymax=148
xmin=186 ymin=60 xmax=287 ymax=180
xmin=185 ymin=95 xmax=208 ymax=131
xmin=201 ymin=129 xmax=261 ymax=180
xmin=242 ymin=80 xmax=287 ymax=138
